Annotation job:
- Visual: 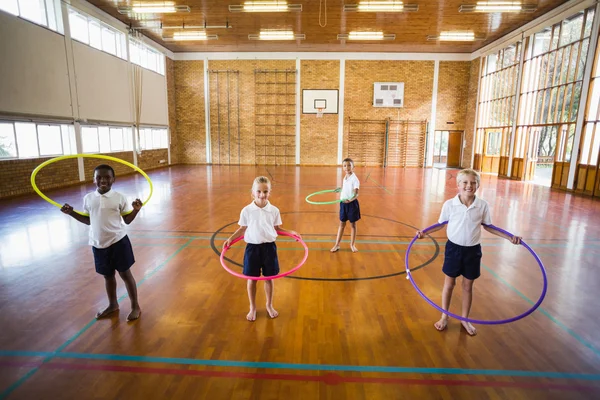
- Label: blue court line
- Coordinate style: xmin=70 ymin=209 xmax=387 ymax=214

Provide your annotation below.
xmin=0 ymin=240 xmax=193 ymax=400
xmin=1 ymin=350 xmax=600 ymax=381
xmin=481 ymin=263 xmax=600 ymax=359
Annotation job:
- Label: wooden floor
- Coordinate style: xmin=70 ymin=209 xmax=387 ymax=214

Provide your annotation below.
xmin=1 ymin=165 xmax=600 ymax=399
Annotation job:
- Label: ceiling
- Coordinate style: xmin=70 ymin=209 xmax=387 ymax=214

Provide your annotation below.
xmin=87 ymin=1 xmax=570 ymax=53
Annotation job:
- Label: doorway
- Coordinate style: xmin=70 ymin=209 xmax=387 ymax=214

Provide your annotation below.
xmin=433 ymin=130 xmax=462 ymax=168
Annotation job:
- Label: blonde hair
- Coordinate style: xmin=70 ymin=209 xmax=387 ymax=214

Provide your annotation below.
xmin=457 ymin=168 xmax=480 ymax=187
xmin=252 ymin=176 xmax=271 ymax=192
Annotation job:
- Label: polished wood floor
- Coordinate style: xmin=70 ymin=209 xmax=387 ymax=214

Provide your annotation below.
xmin=1 ymin=165 xmax=600 ymax=399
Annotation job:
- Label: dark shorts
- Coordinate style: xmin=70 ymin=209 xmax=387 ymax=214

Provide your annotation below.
xmin=92 ymin=235 xmax=135 ymax=276
xmin=243 ymin=242 xmax=280 ymax=277
xmin=442 ymin=240 xmax=482 ymax=280
xmin=340 ymin=200 xmax=361 ymax=223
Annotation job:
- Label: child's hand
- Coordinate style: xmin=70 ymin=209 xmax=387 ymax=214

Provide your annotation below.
xmin=289 ymin=231 xmax=302 ymax=240
xmin=61 ymin=203 xmax=73 ymax=215
xmin=416 ymin=231 xmax=424 ymax=239
xmin=132 ymin=198 xmax=143 ymax=211
xmin=343 ymin=199 xmax=351 ymax=203
xmin=510 ymin=235 xmax=522 ymax=245
xmin=223 ymin=239 xmax=231 ymax=250
xmin=333 ymin=187 xmax=341 ymax=193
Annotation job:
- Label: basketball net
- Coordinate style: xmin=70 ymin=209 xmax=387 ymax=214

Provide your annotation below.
xmin=316 ymin=108 xmax=324 ymax=118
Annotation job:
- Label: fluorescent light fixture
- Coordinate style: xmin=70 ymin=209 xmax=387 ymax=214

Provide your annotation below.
xmin=338 ymin=31 xmax=395 ymax=40
xmin=118 ymin=3 xmax=191 ymax=14
xmin=163 ymin=31 xmax=218 ymax=41
xmin=248 ymin=30 xmax=305 ymax=40
xmin=427 ymin=32 xmax=484 ymax=41
xmin=459 ymin=2 xmax=537 ymax=13
xmin=229 ymin=1 xmax=302 ymax=12
xmin=344 ymin=1 xmax=419 ymax=12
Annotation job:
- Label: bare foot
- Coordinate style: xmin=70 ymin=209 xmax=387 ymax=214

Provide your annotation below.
xmin=126 ymin=308 xmax=142 ymax=321
xmin=351 ymin=244 xmax=358 ymax=253
xmin=434 ymin=317 xmax=448 ymax=331
xmin=266 ymin=305 xmax=279 ymax=319
xmin=461 ymin=321 xmax=477 ymax=336
xmin=247 ymin=309 xmax=257 ymax=322
xmin=330 ymin=245 xmax=340 ymax=253
xmin=95 ymin=305 xmax=119 ymax=319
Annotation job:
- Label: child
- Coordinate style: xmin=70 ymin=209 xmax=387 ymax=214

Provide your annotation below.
xmin=61 ymin=164 xmax=142 ymax=321
xmin=330 ymin=158 xmax=360 ymax=253
xmin=416 ymin=169 xmax=520 ymax=336
xmin=223 ymin=176 xmax=300 ymax=322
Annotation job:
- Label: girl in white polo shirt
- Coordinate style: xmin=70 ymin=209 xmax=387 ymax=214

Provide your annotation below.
xmin=223 ymin=176 xmax=301 ymax=322
xmin=416 ymin=169 xmax=521 ymax=336
xmin=61 ymin=164 xmax=142 ymax=322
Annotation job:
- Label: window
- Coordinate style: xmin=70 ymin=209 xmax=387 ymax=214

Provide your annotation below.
xmin=68 ymin=8 xmax=126 ymax=60
xmin=0 ymin=0 xmax=63 ymax=33
xmin=81 ymin=125 xmax=133 ymax=153
xmin=130 ymin=40 xmax=165 ymax=75
xmin=0 ymin=121 xmax=75 ymax=159
xmin=139 ymin=128 xmax=168 ymax=150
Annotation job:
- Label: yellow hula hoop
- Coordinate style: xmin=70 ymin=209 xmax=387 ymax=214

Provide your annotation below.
xmin=30 ymin=154 xmax=154 ymax=217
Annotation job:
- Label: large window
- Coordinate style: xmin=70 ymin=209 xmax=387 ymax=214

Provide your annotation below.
xmin=130 ymin=40 xmax=165 ymax=75
xmin=580 ymin=34 xmax=600 ymax=169
xmin=139 ymin=128 xmax=168 ymax=150
xmin=0 ymin=121 xmax=76 ymax=159
xmin=0 ymin=0 xmax=63 ymax=33
xmin=81 ymin=126 xmax=133 ymax=153
xmin=68 ymin=7 xmax=126 ymax=60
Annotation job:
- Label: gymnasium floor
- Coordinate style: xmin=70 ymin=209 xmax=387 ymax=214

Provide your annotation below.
xmin=1 ymin=165 xmax=599 ymax=399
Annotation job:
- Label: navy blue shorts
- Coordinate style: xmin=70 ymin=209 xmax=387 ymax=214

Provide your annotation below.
xmin=92 ymin=235 xmax=135 ymax=276
xmin=442 ymin=240 xmax=482 ymax=280
xmin=243 ymin=242 xmax=280 ymax=277
xmin=340 ymin=200 xmax=361 ymax=223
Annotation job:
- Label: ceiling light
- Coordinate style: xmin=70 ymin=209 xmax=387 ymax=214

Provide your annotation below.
xmin=229 ymin=1 xmax=302 ymax=12
xmin=248 ymin=30 xmax=305 ymax=40
xmin=344 ymin=1 xmax=419 ymax=12
xmin=427 ymin=32 xmax=484 ymax=41
xmin=118 ymin=4 xmax=191 ymax=14
xmin=163 ymin=31 xmax=218 ymax=41
xmin=338 ymin=31 xmax=395 ymax=40
xmin=459 ymin=2 xmax=537 ymax=13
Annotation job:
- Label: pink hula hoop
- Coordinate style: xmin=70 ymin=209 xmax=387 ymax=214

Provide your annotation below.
xmin=220 ymin=231 xmax=309 ymax=280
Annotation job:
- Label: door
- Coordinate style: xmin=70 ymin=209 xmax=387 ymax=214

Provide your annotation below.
xmin=447 ymin=131 xmax=463 ymax=167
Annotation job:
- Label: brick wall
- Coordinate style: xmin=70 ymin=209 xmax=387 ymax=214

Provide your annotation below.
xmin=83 ymin=151 xmax=135 ymax=181
xmin=436 ymin=61 xmax=471 ymax=132
xmin=166 ymin=57 xmax=179 ymax=165
xmin=300 ymin=60 xmax=339 ymax=165
xmin=174 ymin=60 xmax=206 ymax=164
xmin=463 ymin=58 xmax=481 ymax=168
xmin=0 ymin=157 xmax=79 ymax=198
xmin=138 ymin=149 xmax=169 ymax=171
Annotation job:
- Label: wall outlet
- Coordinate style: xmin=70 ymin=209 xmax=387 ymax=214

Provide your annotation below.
xmin=159 ymin=159 xmax=166 ymax=164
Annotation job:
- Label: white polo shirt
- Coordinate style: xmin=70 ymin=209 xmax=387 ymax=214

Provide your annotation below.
xmin=238 ymin=201 xmax=282 ymax=244
xmin=341 ymin=173 xmax=360 ymax=200
xmin=438 ymin=195 xmax=491 ymax=247
xmin=83 ymin=190 xmax=131 ymax=249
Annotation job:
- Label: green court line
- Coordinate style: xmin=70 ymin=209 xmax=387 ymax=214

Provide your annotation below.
xmin=365 ymin=175 xmax=393 ymax=195
xmin=481 ymin=263 xmax=600 ymax=359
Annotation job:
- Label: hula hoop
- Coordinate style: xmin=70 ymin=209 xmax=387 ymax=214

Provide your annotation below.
xmin=305 ymin=189 xmax=348 ymax=205
xmin=405 ymin=222 xmax=548 ymax=325
xmin=31 ymin=154 xmax=154 ymax=217
xmin=220 ymin=231 xmax=309 ymax=280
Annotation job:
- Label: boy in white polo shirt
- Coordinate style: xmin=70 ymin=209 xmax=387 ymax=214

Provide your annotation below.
xmin=61 ymin=164 xmax=142 ymax=321
xmin=223 ymin=176 xmax=300 ymax=322
xmin=417 ymin=169 xmax=520 ymax=336
xmin=330 ymin=157 xmax=360 ymax=253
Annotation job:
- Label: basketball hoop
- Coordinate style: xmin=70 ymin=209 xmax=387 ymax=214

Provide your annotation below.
xmin=316 ymin=107 xmax=324 ymax=118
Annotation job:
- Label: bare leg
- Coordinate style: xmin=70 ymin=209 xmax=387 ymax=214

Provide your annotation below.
xmin=247 ymin=280 xmax=257 ymax=321
xmin=331 ymin=221 xmax=346 ymax=252
xmin=434 ymin=276 xmax=456 ymax=331
xmin=265 ymin=280 xmax=278 ymax=318
xmin=350 ymin=222 xmax=358 ymax=252
xmin=118 ymin=269 xmax=141 ymax=321
xmin=96 ymin=273 xmax=119 ymax=319
xmin=461 ymin=278 xmax=477 ymax=336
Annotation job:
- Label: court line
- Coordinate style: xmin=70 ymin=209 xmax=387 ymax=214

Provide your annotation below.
xmin=1 ymin=351 xmax=600 ymax=381
xmin=365 ymin=175 xmax=393 ymax=195
xmin=481 ymin=263 xmax=600 ymax=359
xmin=0 ymin=240 xmax=193 ymax=400
xmin=0 ymin=360 xmax=598 ymax=392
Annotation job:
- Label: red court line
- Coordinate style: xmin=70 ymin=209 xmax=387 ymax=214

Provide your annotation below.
xmin=1 ymin=360 xmax=599 ymax=392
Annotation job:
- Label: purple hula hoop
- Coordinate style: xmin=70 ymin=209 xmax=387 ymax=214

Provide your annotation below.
xmin=405 ymin=221 xmax=548 ymax=325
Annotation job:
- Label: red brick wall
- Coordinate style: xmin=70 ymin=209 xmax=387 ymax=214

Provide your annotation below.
xmin=0 ymin=157 xmax=79 ymax=198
